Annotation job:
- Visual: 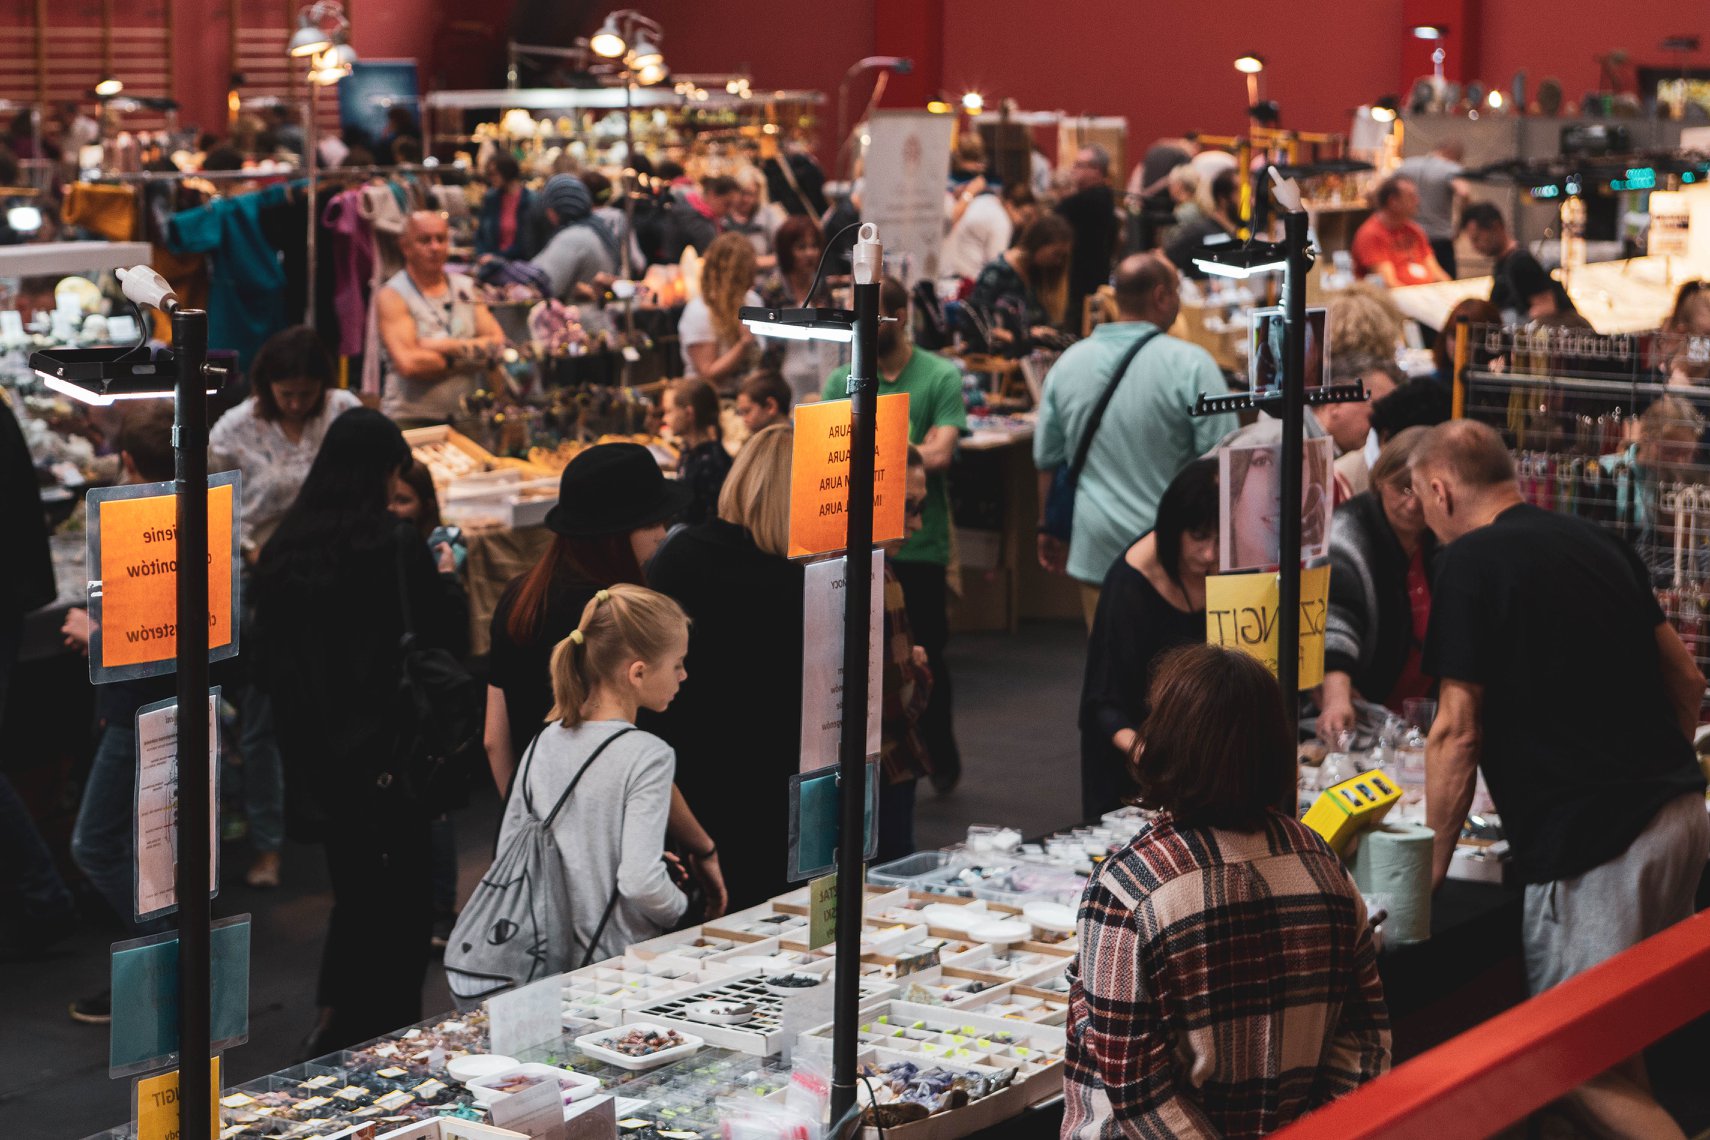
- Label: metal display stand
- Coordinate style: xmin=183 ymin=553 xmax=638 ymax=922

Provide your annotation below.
xmin=1192 ymin=176 xmax=1365 ymax=733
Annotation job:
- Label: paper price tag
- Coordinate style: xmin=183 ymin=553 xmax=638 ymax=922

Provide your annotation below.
xmin=135 ymin=1056 xmax=220 ymax=1140
xmin=808 ymin=872 xmax=838 ymax=950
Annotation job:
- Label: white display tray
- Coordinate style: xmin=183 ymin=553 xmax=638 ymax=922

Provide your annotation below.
xmin=574 ymin=1022 xmax=704 ymax=1070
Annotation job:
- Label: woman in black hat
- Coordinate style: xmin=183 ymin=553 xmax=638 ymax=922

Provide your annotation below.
xmin=488 ymin=443 xmax=684 ymax=788
xmin=486 ymin=442 xmax=727 ymax=916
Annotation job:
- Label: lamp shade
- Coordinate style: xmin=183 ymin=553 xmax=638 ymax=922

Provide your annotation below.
xmin=288 ymin=22 xmax=332 ymax=57
xmin=589 ymin=17 xmax=626 ymax=58
xmin=627 ymin=34 xmax=662 ymax=70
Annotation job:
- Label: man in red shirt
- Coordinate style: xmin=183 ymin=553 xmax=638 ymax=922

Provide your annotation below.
xmin=1352 ymin=176 xmax=1451 ymax=287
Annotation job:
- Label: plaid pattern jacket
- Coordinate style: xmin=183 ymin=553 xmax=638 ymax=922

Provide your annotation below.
xmin=1063 ymin=811 xmax=1390 ymax=1139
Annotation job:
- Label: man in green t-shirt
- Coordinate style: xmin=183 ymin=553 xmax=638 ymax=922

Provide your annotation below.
xmin=824 ymin=278 xmax=968 ymax=792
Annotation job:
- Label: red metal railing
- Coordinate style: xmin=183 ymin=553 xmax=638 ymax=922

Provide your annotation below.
xmin=1272 ymin=910 xmax=1710 ymax=1140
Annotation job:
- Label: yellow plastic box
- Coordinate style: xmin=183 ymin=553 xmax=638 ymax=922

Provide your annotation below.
xmin=1303 ymin=769 xmax=1401 ymax=853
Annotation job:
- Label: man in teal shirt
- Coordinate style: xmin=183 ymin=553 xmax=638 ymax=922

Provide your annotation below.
xmin=825 ymin=278 xmax=967 ymax=791
xmin=1034 ymin=253 xmax=1235 ymax=623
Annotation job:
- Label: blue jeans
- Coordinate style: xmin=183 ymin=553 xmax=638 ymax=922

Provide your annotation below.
xmin=70 ymin=723 xmax=151 ymax=934
xmin=231 ymin=685 xmax=284 ymax=854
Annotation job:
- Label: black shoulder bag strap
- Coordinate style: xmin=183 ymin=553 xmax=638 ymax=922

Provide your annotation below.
xmin=1068 ymin=328 xmax=1163 ymax=483
xmin=523 ymin=725 xmax=640 ymax=967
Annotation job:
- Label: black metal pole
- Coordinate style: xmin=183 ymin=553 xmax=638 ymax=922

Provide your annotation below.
xmin=1276 ymin=209 xmax=1310 ymax=735
xmin=829 ymin=277 xmax=879 ymax=1127
xmin=173 ymin=307 xmax=212 ymax=1140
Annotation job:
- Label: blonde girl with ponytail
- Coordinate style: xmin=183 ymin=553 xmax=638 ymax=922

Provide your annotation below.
xmin=493 ymin=584 xmax=694 ymax=961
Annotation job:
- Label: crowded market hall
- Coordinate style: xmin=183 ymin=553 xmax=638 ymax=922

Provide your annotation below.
xmin=8 ymin=1 xmax=1710 ymax=1137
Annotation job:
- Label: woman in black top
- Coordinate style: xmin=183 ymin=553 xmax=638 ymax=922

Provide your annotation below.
xmin=647 ymin=425 xmax=805 ymax=911
xmin=664 ymin=378 xmax=733 ymax=526
xmin=252 ymin=408 xmax=467 ymax=1052
xmin=968 ymin=213 xmax=1072 ymax=353
xmin=485 ymin=444 xmax=687 ymax=791
xmin=1079 ymin=458 xmax=1219 ymax=821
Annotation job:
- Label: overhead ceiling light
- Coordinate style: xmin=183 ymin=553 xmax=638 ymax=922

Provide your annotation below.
xmin=1411 ymin=24 xmax=1447 ymax=40
xmin=961 ymin=91 xmax=984 ymax=114
xmin=740 ymin=306 xmax=857 ymax=343
xmin=288 ymin=21 xmax=332 ymax=57
xmin=1233 ymin=54 xmax=1265 ymax=74
xmin=626 ymin=34 xmax=662 ymax=70
xmin=589 ymin=17 xmax=626 ymax=59
xmin=94 ymin=76 xmax=124 ymax=97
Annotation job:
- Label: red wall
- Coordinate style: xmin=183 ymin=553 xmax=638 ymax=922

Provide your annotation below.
xmin=162 ymin=0 xmax=1710 ymax=167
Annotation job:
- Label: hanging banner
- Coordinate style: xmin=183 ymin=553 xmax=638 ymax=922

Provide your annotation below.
xmin=1205 ymin=565 xmax=1331 ymax=689
xmin=86 ymin=472 xmax=241 ymax=683
xmin=788 ymin=394 xmax=909 ymax=559
xmin=860 ymin=109 xmax=956 ymax=284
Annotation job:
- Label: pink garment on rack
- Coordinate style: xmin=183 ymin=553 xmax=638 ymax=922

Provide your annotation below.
xmin=322 ymin=188 xmax=375 ymax=359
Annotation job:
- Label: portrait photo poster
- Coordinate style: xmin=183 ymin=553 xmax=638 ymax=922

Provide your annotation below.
xmin=1219 ymin=434 xmax=1334 ymax=573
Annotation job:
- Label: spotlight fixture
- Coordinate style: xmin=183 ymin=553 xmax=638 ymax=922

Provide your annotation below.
xmin=94 ymin=76 xmax=124 ymax=97
xmin=589 ymin=16 xmax=627 ymax=58
xmin=1233 ymin=54 xmax=1265 ymax=74
xmin=288 ymin=20 xmax=332 ymax=57
xmin=960 ymin=91 xmax=984 ymax=114
xmin=1410 ymin=24 xmax=1447 ymax=39
xmin=626 ymin=34 xmax=662 ymax=71
xmin=634 ymin=60 xmax=668 ymax=86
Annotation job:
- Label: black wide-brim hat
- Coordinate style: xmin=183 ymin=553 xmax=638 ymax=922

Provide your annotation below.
xmin=543 ymin=442 xmax=692 ymax=538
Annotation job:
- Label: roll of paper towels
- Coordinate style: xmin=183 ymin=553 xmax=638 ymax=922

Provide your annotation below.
xmin=1347 ymin=822 xmax=1434 ymax=944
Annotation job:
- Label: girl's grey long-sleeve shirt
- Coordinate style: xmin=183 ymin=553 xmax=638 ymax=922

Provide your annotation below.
xmin=501 ymin=719 xmax=687 ymax=961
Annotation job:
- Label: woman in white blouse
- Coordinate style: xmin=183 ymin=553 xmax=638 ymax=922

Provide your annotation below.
xmin=209 ymin=326 xmax=359 ymax=889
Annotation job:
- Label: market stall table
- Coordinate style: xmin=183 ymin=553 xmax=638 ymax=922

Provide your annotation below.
xmin=1391 ymin=254 xmax=1696 ymax=334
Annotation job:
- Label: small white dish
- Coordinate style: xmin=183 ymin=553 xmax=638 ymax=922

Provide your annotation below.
xmin=445 ymin=1053 xmax=519 ymax=1084
xmin=467 ymin=1062 xmax=601 ymax=1109
xmin=969 ymin=919 xmax=1032 ymax=948
xmin=684 ymin=1000 xmax=755 ymax=1024
xmin=1023 ymin=902 xmax=1076 ymax=934
xmin=575 ymin=1023 xmax=703 ymax=1071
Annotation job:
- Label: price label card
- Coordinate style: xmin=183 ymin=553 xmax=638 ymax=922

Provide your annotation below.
xmin=134 ymin=689 xmax=220 ymax=920
xmin=134 ymin=1056 xmax=221 ymax=1140
xmin=799 ymin=551 xmax=883 ymax=772
xmin=809 ymin=872 xmax=838 ymax=951
xmin=86 ymin=472 xmax=242 ymax=683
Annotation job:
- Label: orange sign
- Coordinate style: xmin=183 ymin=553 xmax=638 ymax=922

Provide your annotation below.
xmin=96 ymin=482 xmax=236 ymax=674
xmin=789 ymin=393 xmax=909 ymax=559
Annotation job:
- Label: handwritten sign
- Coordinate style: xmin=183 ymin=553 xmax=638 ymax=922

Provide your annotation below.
xmin=88 ymin=473 xmax=240 ymax=682
xmin=808 ymin=872 xmax=838 ymax=950
xmin=789 ymin=394 xmax=908 ymax=559
xmin=135 ymin=1056 xmax=220 ymax=1140
xmin=1205 ymin=565 xmax=1330 ymax=689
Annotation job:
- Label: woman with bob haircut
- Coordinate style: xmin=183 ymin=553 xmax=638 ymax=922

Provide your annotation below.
xmin=647 ymin=424 xmax=803 ymax=909
xmin=1064 ymin=643 xmax=1390 ymax=1139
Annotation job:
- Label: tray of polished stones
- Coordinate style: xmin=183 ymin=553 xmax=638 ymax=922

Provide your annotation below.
xmin=631 ymin=972 xmax=898 ymax=1055
xmin=804 ymin=1001 xmax=1067 ymax=1106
